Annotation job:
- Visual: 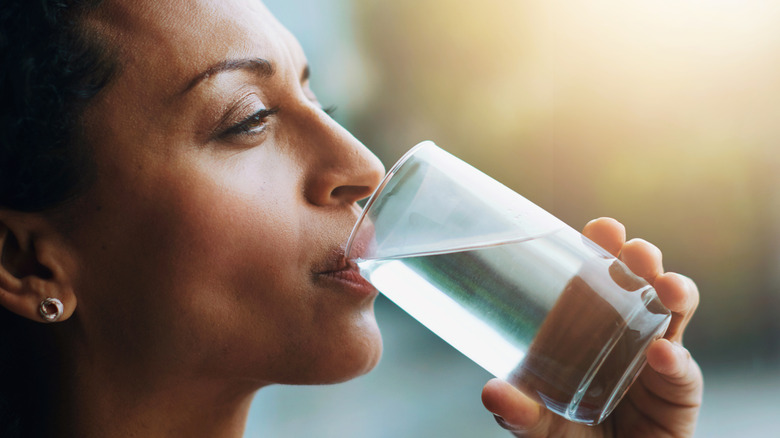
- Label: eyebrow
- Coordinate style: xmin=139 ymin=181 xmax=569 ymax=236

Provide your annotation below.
xmin=181 ymin=58 xmax=276 ymax=94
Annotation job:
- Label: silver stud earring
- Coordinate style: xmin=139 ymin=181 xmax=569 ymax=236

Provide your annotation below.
xmin=38 ymin=298 xmax=64 ymax=322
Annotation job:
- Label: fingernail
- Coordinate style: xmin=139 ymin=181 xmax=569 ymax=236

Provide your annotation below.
xmin=493 ymin=414 xmax=523 ymax=432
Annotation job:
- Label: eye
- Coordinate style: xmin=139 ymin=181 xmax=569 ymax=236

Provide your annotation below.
xmin=220 ymin=106 xmax=280 ymax=139
xmin=323 ymin=105 xmax=337 ymax=117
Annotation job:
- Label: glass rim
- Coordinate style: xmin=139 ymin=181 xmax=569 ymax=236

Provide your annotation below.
xmin=344 ymin=140 xmax=436 ymax=260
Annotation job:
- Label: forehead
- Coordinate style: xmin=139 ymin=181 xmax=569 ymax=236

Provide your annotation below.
xmin=86 ymin=0 xmax=305 ymax=95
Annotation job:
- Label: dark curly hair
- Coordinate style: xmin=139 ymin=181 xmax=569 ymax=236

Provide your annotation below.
xmin=0 ymin=0 xmax=117 ymax=212
xmin=1 ymin=1 xmax=118 ymax=436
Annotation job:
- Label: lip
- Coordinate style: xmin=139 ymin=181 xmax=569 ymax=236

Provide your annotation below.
xmin=317 ymin=249 xmax=377 ymax=299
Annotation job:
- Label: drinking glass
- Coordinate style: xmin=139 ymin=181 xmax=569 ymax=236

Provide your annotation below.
xmin=345 ymin=141 xmax=671 ymax=425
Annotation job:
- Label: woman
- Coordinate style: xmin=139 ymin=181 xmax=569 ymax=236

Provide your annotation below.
xmin=0 ymin=0 xmax=702 ymax=436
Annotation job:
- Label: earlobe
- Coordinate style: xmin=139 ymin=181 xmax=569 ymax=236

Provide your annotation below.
xmin=0 ymin=214 xmax=77 ymax=323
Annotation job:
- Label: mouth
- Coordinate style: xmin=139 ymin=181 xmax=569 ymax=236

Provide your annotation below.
xmin=317 ymin=248 xmax=377 ymax=298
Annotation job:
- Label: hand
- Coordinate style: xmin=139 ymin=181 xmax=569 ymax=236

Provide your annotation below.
xmin=481 ymin=217 xmax=703 ymax=437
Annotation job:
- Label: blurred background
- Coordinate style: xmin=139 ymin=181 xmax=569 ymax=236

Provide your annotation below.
xmin=247 ymin=0 xmax=780 ymax=436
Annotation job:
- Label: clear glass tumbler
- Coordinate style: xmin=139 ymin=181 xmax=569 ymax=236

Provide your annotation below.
xmin=345 ymin=141 xmax=671 ymax=425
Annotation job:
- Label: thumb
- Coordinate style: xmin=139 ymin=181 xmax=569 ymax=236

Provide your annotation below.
xmin=482 ymin=379 xmax=553 ymax=437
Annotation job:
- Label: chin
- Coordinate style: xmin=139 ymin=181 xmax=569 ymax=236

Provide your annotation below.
xmin=263 ymin=309 xmax=384 ymax=386
xmin=299 ymin=319 xmax=384 ymax=386
xmin=324 ymin=322 xmax=384 ymax=384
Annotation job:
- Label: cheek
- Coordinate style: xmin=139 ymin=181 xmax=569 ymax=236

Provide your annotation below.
xmin=72 ymin=154 xmax=307 ymax=358
xmin=158 ymin=166 xmax=303 ymax=313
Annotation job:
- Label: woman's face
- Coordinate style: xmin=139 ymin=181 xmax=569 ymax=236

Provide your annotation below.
xmin=63 ymin=0 xmax=385 ymax=386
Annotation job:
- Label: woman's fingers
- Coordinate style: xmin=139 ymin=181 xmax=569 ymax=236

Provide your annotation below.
xmin=635 ymin=338 xmax=703 ymax=425
xmin=620 ymin=238 xmax=664 ymax=283
xmin=651 ymin=272 xmax=700 ymax=343
xmin=482 ymin=379 xmax=577 ymax=438
xmin=582 ymin=217 xmax=626 ymax=257
xmin=481 ymin=379 xmax=541 ymax=430
xmin=583 ymin=218 xmax=665 ymax=286
xmin=589 ymin=220 xmax=699 ymax=344
xmin=614 ymin=338 xmax=702 ymax=438
xmin=646 ymin=338 xmax=695 ymax=381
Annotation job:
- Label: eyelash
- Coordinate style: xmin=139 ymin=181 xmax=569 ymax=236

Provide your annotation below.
xmin=222 ymin=106 xmax=280 ymax=138
xmin=218 ymin=102 xmax=334 ymax=141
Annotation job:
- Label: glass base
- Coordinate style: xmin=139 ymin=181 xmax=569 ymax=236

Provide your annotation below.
xmin=563 ymin=289 xmax=670 ymax=425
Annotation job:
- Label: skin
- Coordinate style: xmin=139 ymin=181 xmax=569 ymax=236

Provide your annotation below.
xmin=0 ymin=0 xmax=702 ymax=437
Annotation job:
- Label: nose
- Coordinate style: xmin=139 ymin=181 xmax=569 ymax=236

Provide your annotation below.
xmin=300 ymin=109 xmax=385 ymax=207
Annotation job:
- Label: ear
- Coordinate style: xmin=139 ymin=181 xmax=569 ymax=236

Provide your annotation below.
xmin=0 ymin=211 xmax=77 ymax=323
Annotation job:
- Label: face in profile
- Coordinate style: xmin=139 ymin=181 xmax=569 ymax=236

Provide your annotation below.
xmin=59 ymin=0 xmax=386 ymax=388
